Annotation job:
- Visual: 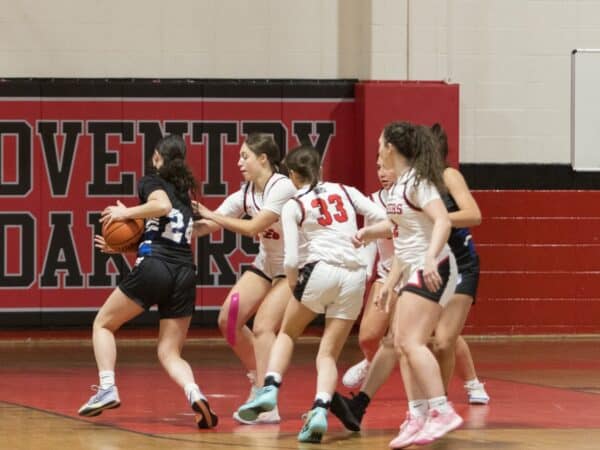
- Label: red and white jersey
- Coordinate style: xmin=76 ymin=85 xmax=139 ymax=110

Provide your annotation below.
xmin=386 ymin=169 xmax=451 ymax=268
xmin=282 ymin=182 xmax=386 ymax=270
xmin=366 ymin=189 xmax=395 ymax=279
xmin=216 ymin=173 xmax=297 ymax=259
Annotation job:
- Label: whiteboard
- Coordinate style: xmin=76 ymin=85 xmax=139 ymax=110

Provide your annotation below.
xmin=571 ymin=49 xmax=600 ymax=171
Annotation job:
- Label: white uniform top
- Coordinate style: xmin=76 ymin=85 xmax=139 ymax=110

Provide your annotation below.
xmin=282 ymin=181 xmax=387 ymax=271
xmin=364 ymin=189 xmax=395 ymax=279
xmin=386 ymin=169 xmax=451 ymax=268
xmin=216 ymin=173 xmax=297 ymax=260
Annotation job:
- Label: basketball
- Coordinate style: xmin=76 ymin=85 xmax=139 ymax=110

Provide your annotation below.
xmin=102 ymin=218 xmax=144 ymax=252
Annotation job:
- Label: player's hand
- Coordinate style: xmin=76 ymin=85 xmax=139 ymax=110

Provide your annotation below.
xmin=94 ymin=235 xmax=119 ymax=253
xmin=374 ymin=284 xmax=393 ymax=313
xmin=423 ymin=255 xmax=442 ymax=292
xmin=352 ymin=228 xmax=367 ymax=248
xmin=286 ymin=269 xmax=298 ymax=292
xmin=100 ymin=200 xmax=128 ymax=227
xmin=192 ymin=201 xmax=214 ymax=220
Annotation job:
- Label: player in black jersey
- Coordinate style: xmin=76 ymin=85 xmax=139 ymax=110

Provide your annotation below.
xmin=430 ymin=123 xmax=490 ymax=405
xmin=78 ymin=135 xmax=218 ymax=429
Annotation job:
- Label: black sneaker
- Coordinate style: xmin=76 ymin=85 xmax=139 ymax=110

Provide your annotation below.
xmin=330 ymin=392 xmax=362 ymax=431
xmin=192 ymin=398 xmax=219 ymax=429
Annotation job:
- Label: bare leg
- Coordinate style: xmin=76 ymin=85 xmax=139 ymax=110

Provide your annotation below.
xmin=455 ymin=336 xmax=478 ymax=381
xmin=156 ymin=316 xmax=195 ymax=388
xmin=93 ymin=287 xmax=144 ymax=371
xmin=267 ymin=298 xmax=316 ymax=376
xmin=433 ymin=294 xmax=472 ymax=391
xmin=217 ymin=271 xmax=271 ymax=373
xmin=393 ymin=292 xmax=444 ymax=399
xmin=316 ymin=317 xmax=355 ymax=395
xmin=252 ymin=279 xmax=291 ymax=385
xmin=358 ymin=282 xmax=391 ymax=361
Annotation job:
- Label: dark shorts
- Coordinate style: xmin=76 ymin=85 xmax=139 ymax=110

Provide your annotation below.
xmin=244 ymin=265 xmax=286 ymax=283
xmin=119 ymin=256 xmax=196 ymax=319
xmin=455 ymin=257 xmax=480 ymax=303
xmin=401 ymin=257 xmax=451 ymax=304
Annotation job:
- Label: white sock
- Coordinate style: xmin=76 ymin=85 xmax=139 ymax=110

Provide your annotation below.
xmin=265 ymin=371 xmax=282 ymax=385
xmin=465 ymin=378 xmax=480 ymax=388
xmin=408 ymin=399 xmax=428 ymax=418
xmin=428 ymin=396 xmax=452 ymax=414
xmin=315 ymin=391 xmax=332 ymax=404
xmin=99 ymin=371 xmax=115 ymax=390
xmin=184 ymin=383 xmax=205 ymax=404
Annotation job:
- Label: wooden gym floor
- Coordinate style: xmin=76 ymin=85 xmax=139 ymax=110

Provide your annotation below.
xmin=1 ymin=333 xmax=599 ymax=450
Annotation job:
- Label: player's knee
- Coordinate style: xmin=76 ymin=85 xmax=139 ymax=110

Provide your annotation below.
xmin=252 ymin=320 xmax=275 ymax=339
xmin=393 ymin=335 xmax=415 ymax=358
xmin=358 ymin=331 xmax=380 ymax=351
xmin=217 ymin=309 xmax=228 ymax=333
xmin=433 ymin=333 xmax=455 ymax=354
xmin=93 ymin=314 xmax=116 ymax=333
xmin=157 ymin=344 xmax=178 ymax=366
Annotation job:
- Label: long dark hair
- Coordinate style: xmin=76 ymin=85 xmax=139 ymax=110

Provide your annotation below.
xmin=283 ymin=145 xmax=321 ymax=189
xmin=245 ymin=133 xmax=281 ymax=172
xmin=154 ymin=134 xmax=198 ymax=198
xmin=383 ymin=121 xmax=446 ymax=193
xmin=430 ymin=122 xmax=449 ymax=168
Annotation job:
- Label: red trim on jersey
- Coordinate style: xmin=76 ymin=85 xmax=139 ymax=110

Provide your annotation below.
xmin=267 ymin=175 xmax=287 ymax=194
xmin=403 ymin=183 xmax=422 ymax=212
xmin=339 ymin=184 xmax=357 ymax=213
xmin=377 ymin=188 xmax=386 ymax=207
xmin=242 ymin=183 xmax=250 ymax=215
xmin=251 ymin=172 xmax=277 ymax=212
xmin=292 ymin=197 xmax=306 ymax=225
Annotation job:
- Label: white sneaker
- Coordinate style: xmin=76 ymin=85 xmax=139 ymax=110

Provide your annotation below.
xmin=465 ymin=381 xmax=490 ymax=405
xmin=233 ymin=405 xmax=281 ymax=424
xmin=342 ymin=359 xmax=370 ymax=389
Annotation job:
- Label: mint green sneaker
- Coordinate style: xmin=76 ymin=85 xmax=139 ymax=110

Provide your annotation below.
xmin=298 ymin=407 xmax=328 ymax=443
xmin=236 ymin=385 xmax=278 ymax=422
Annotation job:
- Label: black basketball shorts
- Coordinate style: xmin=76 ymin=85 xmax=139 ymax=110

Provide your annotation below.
xmin=119 ymin=256 xmax=196 ymax=318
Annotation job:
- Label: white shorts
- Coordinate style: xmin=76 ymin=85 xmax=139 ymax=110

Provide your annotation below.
xmin=374 ymin=262 xmax=404 ymax=294
xmin=293 ymin=261 xmax=366 ymax=320
xmin=252 ymin=251 xmax=285 ymax=281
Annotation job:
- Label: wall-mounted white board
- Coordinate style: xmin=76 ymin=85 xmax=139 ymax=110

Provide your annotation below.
xmin=571 ymin=49 xmax=600 ymax=171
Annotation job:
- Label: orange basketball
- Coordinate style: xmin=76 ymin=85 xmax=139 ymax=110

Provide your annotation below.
xmin=102 ymin=218 xmax=144 ymax=252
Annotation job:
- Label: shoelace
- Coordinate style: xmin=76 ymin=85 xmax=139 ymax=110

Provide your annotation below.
xmin=87 ymin=385 xmax=103 ymax=402
xmin=300 ymin=411 xmax=314 ymax=432
xmin=465 ymin=381 xmax=485 ymax=390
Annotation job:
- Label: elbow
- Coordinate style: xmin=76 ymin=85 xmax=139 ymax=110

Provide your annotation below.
xmin=243 ymin=224 xmax=262 ymax=237
xmin=472 ymin=213 xmax=482 ymax=226
xmin=158 ymin=201 xmax=172 ymax=217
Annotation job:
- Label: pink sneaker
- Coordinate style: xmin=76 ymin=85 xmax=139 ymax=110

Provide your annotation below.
xmin=412 ymin=406 xmax=463 ymax=445
xmin=389 ymin=412 xmax=426 ymax=449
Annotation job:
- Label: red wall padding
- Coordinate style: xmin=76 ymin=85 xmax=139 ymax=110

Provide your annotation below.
xmin=465 ymin=190 xmax=600 ymax=334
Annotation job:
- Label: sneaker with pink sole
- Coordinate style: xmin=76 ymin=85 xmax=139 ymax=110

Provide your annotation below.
xmin=412 ymin=406 xmax=463 ymax=445
xmin=388 ymin=412 xmax=426 ymax=449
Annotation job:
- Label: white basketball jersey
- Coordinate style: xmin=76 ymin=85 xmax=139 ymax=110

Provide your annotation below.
xmin=217 ymin=173 xmax=297 ymax=260
xmin=386 ymin=170 xmax=451 ymax=268
xmin=369 ymin=189 xmax=395 ymax=277
xmin=282 ymin=182 xmax=386 ymax=270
